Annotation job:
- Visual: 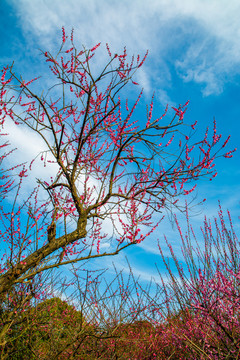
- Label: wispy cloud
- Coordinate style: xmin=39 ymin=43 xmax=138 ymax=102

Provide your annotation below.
xmin=11 ymin=0 xmax=240 ymax=95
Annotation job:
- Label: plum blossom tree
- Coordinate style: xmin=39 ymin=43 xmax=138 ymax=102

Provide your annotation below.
xmin=157 ymin=205 xmax=240 ymax=359
xmin=0 ymin=28 xmax=235 ymax=302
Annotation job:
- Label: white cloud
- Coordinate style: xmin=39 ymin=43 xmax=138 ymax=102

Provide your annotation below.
xmin=5 ymin=120 xmax=47 ymax=162
xmin=157 ymin=89 xmax=176 ymax=108
xmin=2 ymin=118 xmax=59 ymax=204
xmin=11 ymin=0 xmax=240 ymax=96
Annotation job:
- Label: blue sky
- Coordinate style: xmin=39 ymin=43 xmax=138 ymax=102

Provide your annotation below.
xmin=0 ymin=0 xmax=239 ymax=287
